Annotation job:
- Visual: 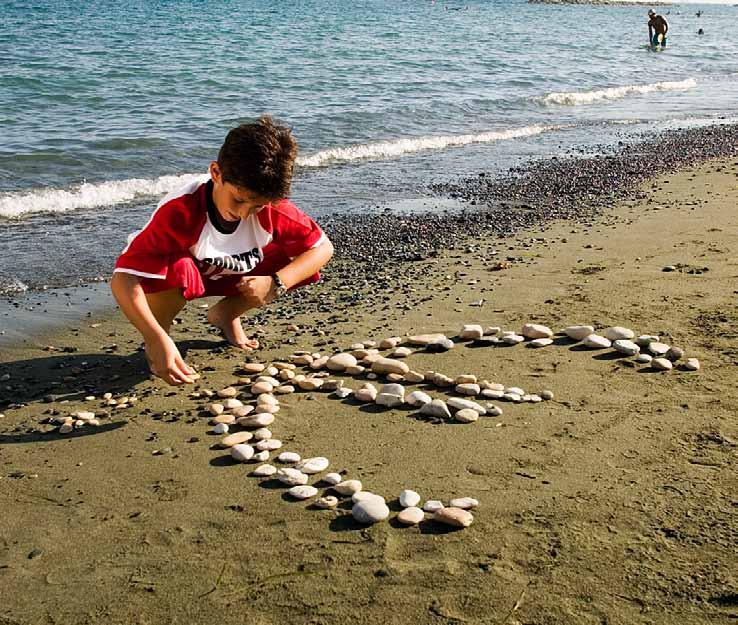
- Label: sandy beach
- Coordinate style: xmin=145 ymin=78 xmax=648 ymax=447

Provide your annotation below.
xmin=1 ymin=152 xmax=737 ymax=624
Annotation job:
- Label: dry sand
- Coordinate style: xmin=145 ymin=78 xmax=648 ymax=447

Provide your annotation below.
xmin=0 ymin=158 xmax=736 ymax=625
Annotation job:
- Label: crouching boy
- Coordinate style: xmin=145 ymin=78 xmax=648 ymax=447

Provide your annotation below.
xmin=111 ymin=116 xmax=333 ymax=385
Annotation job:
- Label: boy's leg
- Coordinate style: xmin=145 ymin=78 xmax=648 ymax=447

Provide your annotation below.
xmin=207 ymin=295 xmax=259 ymax=350
xmin=145 ymin=288 xmax=187 ymax=334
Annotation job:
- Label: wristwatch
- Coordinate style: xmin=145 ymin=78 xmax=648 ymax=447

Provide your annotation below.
xmin=271 ymin=273 xmax=288 ymax=299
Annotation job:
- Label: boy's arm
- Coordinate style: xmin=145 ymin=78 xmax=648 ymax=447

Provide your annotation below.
xmin=110 ymin=272 xmax=197 ymax=385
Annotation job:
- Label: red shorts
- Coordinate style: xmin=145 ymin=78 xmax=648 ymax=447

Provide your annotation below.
xmin=140 ymin=250 xmax=319 ymax=301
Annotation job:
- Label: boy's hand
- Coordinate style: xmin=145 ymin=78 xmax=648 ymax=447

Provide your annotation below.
xmin=236 ymin=276 xmax=275 ymax=306
xmin=145 ymin=334 xmax=197 ymax=385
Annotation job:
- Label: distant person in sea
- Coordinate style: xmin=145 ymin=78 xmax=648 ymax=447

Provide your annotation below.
xmin=648 ymin=9 xmax=669 ymax=49
xmin=111 ymin=116 xmax=334 ymax=385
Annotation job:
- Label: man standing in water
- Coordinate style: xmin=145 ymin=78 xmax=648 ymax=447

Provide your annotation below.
xmin=648 ymin=9 xmax=669 ymax=49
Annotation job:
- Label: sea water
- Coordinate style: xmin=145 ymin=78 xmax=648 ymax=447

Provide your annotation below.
xmin=1 ymin=0 xmax=737 ymax=295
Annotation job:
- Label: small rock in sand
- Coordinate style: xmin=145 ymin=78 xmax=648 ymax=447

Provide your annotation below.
xmin=423 ymin=500 xmax=444 ymax=513
xmin=217 ymin=387 xmax=238 ymax=398
xmin=256 ymin=439 xmax=282 ymax=451
xmin=333 ymin=480 xmax=362 ymax=496
xmin=613 ymin=340 xmax=640 ymax=356
xmin=449 ymin=497 xmax=479 ymax=509
xmin=391 ymin=346 xmax=413 ymax=358
xmin=253 ymin=450 xmax=269 ymax=462
xmin=277 ymin=452 xmax=301 ymax=463
xmin=295 ymin=457 xmax=330 ymax=474
xmin=487 ymin=405 xmax=503 ymax=416
xmin=287 ymin=485 xmax=318 ymax=500
xmin=406 ymin=390 xmax=432 ymax=407
xmin=447 ymin=397 xmax=486 ymax=414
xmin=371 ymin=358 xmax=410 ymax=376
xmin=221 ymin=431 xmax=253 ymax=447
xmin=326 ymin=353 xmax=358 ymax=372
xmin=237 ymin=413 xmax=275 ymax=428
xmin=529 ymin=338 xmax=553 ymax=348
xmin=502 ymin=334 xmax=525 ymax=345
xmin=459 ymin=324 xmax=484 ymax=340
xmin=397 ymin=507 xmax=425 ymax=525
xmin=252 ymin=464 xmax=277 ymax=477
xmin=222 ymin=398 xmax=243 ymax=409
xmin=213 ymin=423 xmax=229 ymax=435
xmin=399 ymin=489 xmax=421 ymax=508
xmin=419 ymin=399 xmax=451 ymax=419
xmin=277 ymin=468 xmax=308 ymax=486
xmin=666 ymin=346 xmax=685 ymax=362
xmin=323 ymin=472 xmax=343 ymax=485
xmin=582 ymin=334 xmax=611 ymax=349
xmin=403 ymin=370 xmax=425 ymax=383
xmin=251 ymin=381 xmax=273 ymax=395
xmin=648 ymin=342 xmax=671 ymax=356
xmin=253 ymin=427 xmax=272 ymax=440
xmin=521 ymin=323 xmax=553 ymax=339
xmin=209 ymin=403 xmax=225 ymax=416
xmin=352 ymin=499 xmax=390 ymax=524
xmin=315 ymin=496 xmax=339 ymax=509
xmin=433 ymin=507 xmax=474 ymax=528
xmin=230 ymin=444 xmax=254 ymax=462
xmin=563 ymin=325 xmax=595 ymax=341
xmin=454 ymin=409 xmax=479 ymax=423
xmin=652 ymin=357 xmax=673 ymax=371
xmin=684 ymin=358 xmax=700 ymax=371
xmin=604 ymin=326 xmax=635 ymax=341
xmin=635 ymin=353 xmax=653 ymax=364
xmin=455 ymin=383 xmax=481 ymax=396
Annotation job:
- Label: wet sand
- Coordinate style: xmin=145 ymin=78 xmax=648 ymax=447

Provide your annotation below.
xmin=1 ymin=155 xmax=737 ymax=624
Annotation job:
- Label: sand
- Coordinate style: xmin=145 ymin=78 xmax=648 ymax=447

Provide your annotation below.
xmin=0 ymin=158 xmax=736 ymax=625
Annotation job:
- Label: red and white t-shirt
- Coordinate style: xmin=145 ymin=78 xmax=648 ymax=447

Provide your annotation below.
xmin=114 ymin=178 xmax=327 ymax=281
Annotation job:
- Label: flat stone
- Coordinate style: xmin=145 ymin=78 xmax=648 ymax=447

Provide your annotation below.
xmin=355 ymin=386 xmax=378 ymax=402
xmin=481 ymin=389 xmax=504 ymax=399
xmin=433 ymin=507 xmax=474 ymax=528
xmin=397 ymin=507 xmax=425 ymax=525
xmin=253 ymin=450 xmax=269 ymax=462
xmin=426 ymin=337 xmax=454 ymax=352
xmin=376 ymin=393 xmax=403 ymax=407
xmin=541 ymin=390 xmax=554 ymax=400
xmin=455 ymin=383 xmax=480 ymax=396
xmin=582 ymin=334 xmax=611 ymax=349
xmin=209 ymin=403 xmax=225 ymax=416
xmin=652 ymin=357 xmax=673 ymax=371
xmin=277 ymin=452 xmax=301 ymax=463
xmin=251 ymin=464 xmax=277 ymax=477
xmin=503 ymin=393 xmax=522 ymax=402
xmin=253 ymin=427 xmax=272 ymax=440
xmin=455 ymin=374 xmax=477 ymax=385
xmin=419 ymin=399 xmax=451 ymax=419
xmin=221 ymin=431 xmax=253 ymax=447
xmin=274 ymin=384 xmax=295 ymax=394
xmin=447 ymin=397 xmax=486 ymax=415
xmin=287 ymin=485 xmax=318 ymax=500
xmin=604 ymin=326 xmax=635 ymax=341
xmin=212 ymin=414 xmax=236 ymax=425
xmin=406 ymin=333 xmax=447 ymax=346
xmin=636 ymin=335 xmax=659 ymax=347
xmin=217 ymin=387 xmax=238 ymax=398
xmin=379 ymin=337 xmax=401 ymax=349
xmin=333 ymin=480 xmax=362 ymax=496
xmin=242 ymin=363 xmax=265 ymax=373
xmin=295 ymin=457 xmax=330 ymax=474
xmin=459 ymin=324 xmax=484 ymax=340
xmin=449 ymin=497 xmax=479 ymax=509
xmin=371 ymin=358 xmax=410 ymax=376
xmin=256 ymin=439 xmax=282 ymax=451
xmin=352 ymin=491 xmax=385 ymax=504
xmin=564 ymin=325 xmax=595 ymax=341
xmin=454 ymin=409 xmax=479 ymax=423
xmin=309 ymin=356 xmax=329 ymax=370
xmin=222 ymin=398 xmax=243 ymax=409
xmin=403 ymin=370 xmax=425 ymax=383
xmin=323 ymin=472 xmax=342 ymax=485
xmin=213 ymin=423 xmax=229 ymax=435
xmin=529 ymin=338 xmax=553 ymax=348
xmin=521 ymin=323 xmax=553 ymax=339
xmin=352 ymin=499 xmax=390 ymax=524
xmin=232 ymin=405 xmax=255 ymax=418
xmin=237 ymin=413 xmax=275 ymax=428
xmin=487 ymin=405 xmax=503 ymax=416
xmin=334 ymin=387 xmax=353 ymax=399
xmin=501 ymin=334 xmax=525 ymax=345
xmin=315 ymin=496 xmax=339 ymax=509
xmin=648 ymin=342 xmax=671 ymax=356
xmin=251 ymin=381 xmax=273 ymax=394
xmin=277 ymin=468 xmax=308 ymax=486
xmin=684 ymin=358 xmax=700 ymax=371
xmin=406 ymin=391 xmax=432 ymax=407
xmin=423 ymin=500 xmax=444 ymax=513
xmin=635 ymin=353 xmax=653 ymax=364
xmin=230 ymin=444 xmax=254 ymax=462
xmin=297 ymin=378 xmax=323 ymax=391
xmin=391 ymin=346 xmax=413 ymax=358
xmin=326 ymin=353 xmax=358 ymax=371
xmin=399 ymin=489 xmax=421 ymax=508
xmin=613 ymin=340 xmax=640 ymax=356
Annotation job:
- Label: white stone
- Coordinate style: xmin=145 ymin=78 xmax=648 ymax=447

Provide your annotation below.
xmin=323 ymin=472 xmax=342 ymax=485
xmin=648 ymin=342 xmax=670 ymax=356
xmin=399 ymin=489 xmax=421 ymax=508
xmin=455 ymin=383 xmax=480 ymax=396
xmin=423 ymin=500 xmax=445 ymax=513
xmin=212 ymin=414 xmax=236 ymax=425
xmin=635 ymin=353 xmax=653 ymax=364
xmin=501 ymin=334 xmax=525 ymax=345
xmin=253 ymin=450 xmax=270 ymax=462
xmin=419 ymin=399 xmax=451 ymax=419
xmin=529 ymin=338 xmax=553 ymax=348
xmin=352 ymin=499 xmax=390 ymax=524
xmin=251 ymin=464 xmax=277 ymax=477
xmin=230 ymin=444 xmax=254 ymax=462
xmin=352 ymin=491 xmax=385 ymax=504
xmin=253 ymin=428 xmax=272 ymax=440
xmin=217 ymin=386 xmax=238 ymax=398
xmin=295 ymin=457 xmax=330 ymax=474
xmin=454 ymin=374 xmax=477 ymax=385
xmin=334 ymin=387 xmax=353 ymax=399
xmin=505 ymin=387 xmax=525 ymax=396
xmin=449 ymin=497 xmax=479 ymax=509
xmin=406 ymin=333 xmax=447 ymax=345
xmin=355 ymin=386 xmax=378 ymax=402
xmin=287 ymin=485 xmax=318 ymax=500
xmin=564 ymin=325 xmax=595 ymax=341
xmin=277 ymin=468 xmax=308 ymax=486
xmin=256 ymin=439 xmax=282 ymax=451
xmin=397 ymin=506 xmax=425 ymax=525
xmin=221 ymin=431 xmax=253 ymax=447
xmin=379 ymin=337 xmax=401 ymax=349
xmin=237 ymin=413 xmax=275 ymax=428
xmin=652 ymin=357 xmax=673 ymax=371
xmin=481 ymin=389 xmax=504 ymax=399
xmin=256 ymin=393 xmax=279 ymax=406
xmin=297 ymin=377 xmax=323 ymax=391
xmin=503 ymin=392 xmax=522 ymax=402
xmin=454 ymin=409 xmax=479 ymax=423
xmin=521 ymin=323 xmax=553 ymax=339
xmin=315 ymin=496 xmax=339 ymax=509
xmin=242 ymin=362 xmax=265 ymax=373
xmin=459 ymin=324 xmax=484 ymax=340
xmin=326 ymin=353 xmax=358 ymax=371
xmin=277 ymin=451 xmax=301 ymax=463
xmin=59 ymin=423 xmax=73 ymax=434
xmin=209 ymin=403 xmax=225 ymax=416
xmin=222 ymin=398 xmax=243 ymax=409
xmin=447 ymin=397 xmax=486 ymax=415
xmin=636 ymin=335 xmax=660 ymax=347
xmin=487 ymin=405 xmax=503 ymax=417
xmin=391 ymin=346 xmax=413 ymax=358
xmin=582 ymin=334 xmax=611 ymax=349
xmin=232 ymin=405 xmax=254 ymax=418
xmin=605 ymin=326 xmax=635 ymax=341
xmin=333 ymin=480 xmax=362 ymax=496
xmin=613 ymin=340 xmax=640 ymax=356
xmin=684 ymin=358 xmax=700 ymax=371
xmin=213 ymin=423 xmax=229 ymax=435
xmin=406 ymin=390 xmax=432 ymax=407
xmin=403 ymin=370 xmax=425 ymax=383
xmin=251 ymin=381 xmax=273 ymax=395
xmin=376 ymin=393 xmax=403 ymax=407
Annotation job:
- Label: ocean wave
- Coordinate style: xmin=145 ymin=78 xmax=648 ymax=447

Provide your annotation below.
xmin=540 ymin=79 xmax=697 ymax=106
xmin=0 ymin=125 xmax=558 ymax=219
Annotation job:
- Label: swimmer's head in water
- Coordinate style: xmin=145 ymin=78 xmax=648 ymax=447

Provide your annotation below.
xmin=648 ymin=9 xmax=655 ymax=16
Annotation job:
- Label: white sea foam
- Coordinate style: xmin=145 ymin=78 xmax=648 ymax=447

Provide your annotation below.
xmin=0 ymin=125 xmax=558 ymax=219
xmin=296 ymin=125 xmax=557 ymax=168
xmin=540 ymin=79 xmax=697 ymax=106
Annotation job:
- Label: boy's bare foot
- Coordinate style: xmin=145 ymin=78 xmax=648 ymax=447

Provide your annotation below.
xmin=208 ymin=310 xmax=259 ymax=350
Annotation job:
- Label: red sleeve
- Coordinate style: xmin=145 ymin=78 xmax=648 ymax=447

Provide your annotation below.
xmin=258 ymin=200 xmax=327 ymax=259
xmin=114 ymin=191 xmax=205 ymax=279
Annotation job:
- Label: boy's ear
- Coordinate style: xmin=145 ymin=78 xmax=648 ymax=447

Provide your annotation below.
xmin=209 ymin=162 xmax=221 ymax=182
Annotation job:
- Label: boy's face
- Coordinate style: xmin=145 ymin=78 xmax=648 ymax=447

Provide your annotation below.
xmin=209 ymin=162 xmax=271 ymax=222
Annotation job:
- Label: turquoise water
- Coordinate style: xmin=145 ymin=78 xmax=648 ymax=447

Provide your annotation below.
xmin=1 ymin=0 xmax=737 ymax=293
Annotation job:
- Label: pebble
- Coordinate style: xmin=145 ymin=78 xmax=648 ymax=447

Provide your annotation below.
xmin=521 ymin=323 xmax=553 ymax=339
xmin=454 ymin=408 xmax=479 ymax=423
xmin=391 ymin=346 xmax=413 ymax=358
xmin=582 ymin=334 xmax=612 ymax=349
xmin=221 ymin=431 xmax=253 ymax=447
xmin=447 ymin=397 xmax=486 ymax=414
xmin=277 ymin=468 xmax=308 ymax=486
xmin=315 ymin=496 xmax=339 ymax=509
xmin=256 ymin=439 xmax=282 ymax=451
xmin=455 ymin=374 xmax=477 ymax=385
xmin=222 ymin=398 xmax=243 ymax=409
xmin=334 ymin=387 xmax=353 ymax=399
xmin=242 ymin=363 xmax=265 ymax=373
xmin=481 ymin=389 xmax=504 ymax=399
xmin=684 ymin=358 xmax=700 ymax=371
xmin=232 ymin=405 xmax=254 ymax=418
xmin=251 ymin=464 xmax=277 ymax=477
xmin=419 ymin=399 xmax=451 ymax=419
xmin=253 ymin=450 xmax=270 ymax=462
xmin=376 ymin=393 xmax=403 ymax=407
xmin=352 ymin=491 xmax=385 ymax=504
xmin=502 ymin=334 xmax=525 ymax=345
xmin=449 ymin=497 xmax=479 ymax=509
xmin=613 ymin=340 xmax=640 ymax=356
xmin=287 ymin=485 xmax=318 ymax=500
xmin=251 ymin=381 xmax=273 ymax=394
xmin=217 ymin=387 xmax=238 ymax=398
xmin=505 ymin=386 xmax=525 ymax=396
xmin=529 ymin=338 xmax=553 ymax=348
xmin=371 ymin=358 xmax=410 ymax=376
xmin=352 ymin=499 xmax=390 ymax=524
xmin=652 ymin=357 xmax=673 ymax=371
xmin=212 ymin=414 xmax=236 ymax=425
xmin=407 ymin=333 xmax=447 ymax=345
xmin=636 ymin=334 xmax=659 ymax=347
xmin=323 ymin=472 xmax=343 ymax=485
xmin=277 ymin=452 xmax=301 ymax=463
xmin=426 ymin=337 xmax=455 ymax=352
xmin=297 ymin=378 xmax=323 ymax=391
xmin=635 ymin=353 xmax=653 ymax=364
xmin=213 ymin=423 xmax=229 ymax=435
xmin=666 ymin=346 xmax=685 ymax=362
xmin=604 ymin=326 xmax=635 ymax=341
xmin=326 ymin=353 xmax=358 ymax=371
xmin=487 ymin=405 xmax=503 ymax=416
xmin=503 ymin=392 xmax=522 ymax=402
xmin=295 ymin=457 xmax=330 ymax=474
xmin=455 ymin=383 xmax=481 ymax=396
xmin=397 ymin=507 xmax=425 ymax=525
xmin=230 ymin=444 xmax=254 ymax=462
xmin=355 ymin=386 xmax=378 ymax=402
xmin=403 ymin=370 xmax=425 ymax=383
xmin=563 ymin=325 xmax=595 ymax=341
xmin=648 ymin=342 xmax=670 ymax=356
xmin=253 ymin=427 xmax=272 ymax=440
xmin=209 ymin=403 xmax=225 ymax=416
xmin=59 ymin=423 xmax=73 ymax=434
xmin=423 ymin=500 xmax=445 ymax=513
xmin=459 ymin=324 xmax=484 ymax=340
xmin=406 ymin=390 xmax=432 ymax=406
xmin=309 ymin=356 xmax=329 ymax=370
xmin=333 ymin=480 xmax=362 ymax=496
xmin=274 ymin=385 xmax=295 ymax=394
xmin=399 ymin=489 xmax=421 ymax=508
xmin=433 ymin=507 xmax=474 ymax=528
xmin=379 ymin=337 xmax=401 ymax=349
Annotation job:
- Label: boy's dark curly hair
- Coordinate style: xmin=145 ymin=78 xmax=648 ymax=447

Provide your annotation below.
xmin=217 ymin=115 xmax=297 ymax=200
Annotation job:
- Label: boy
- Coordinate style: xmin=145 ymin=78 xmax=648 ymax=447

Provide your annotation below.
xmin=647 ymin=9 xmax=668 ymax=48
xmin=111 ymin=116 xmax=334 ymax=385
